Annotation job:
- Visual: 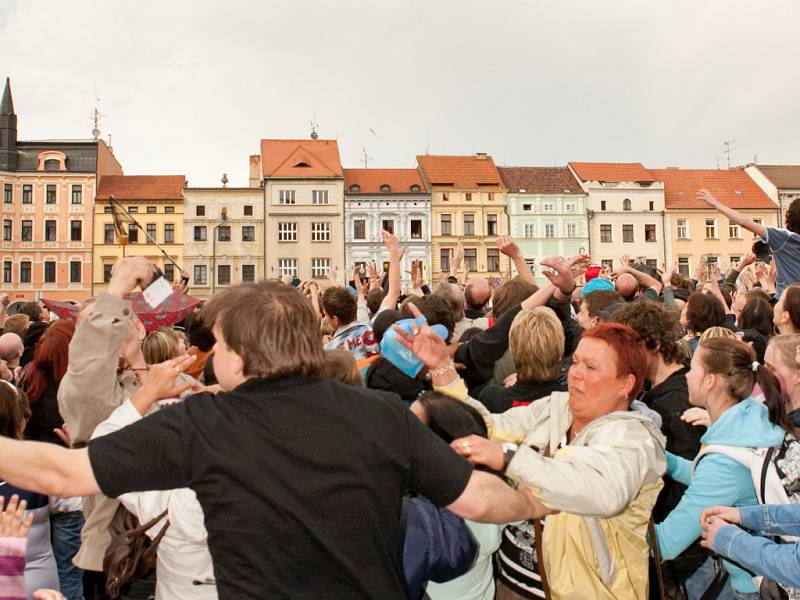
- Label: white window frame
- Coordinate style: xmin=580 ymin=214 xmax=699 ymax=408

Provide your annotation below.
xmin=677 ymin=218 xmax=689 ymax=240
xmin=729 ymin=222 xmax=741 ymax=239
xmin=678 ymin=257 xmax=691 ymax=278
xmin=278 ymin=222 xmax=298 ymax=242
xmin=194 ymin=264 xmax=207 ymax=285
xmin=311 ymin=222 xmax=331 ymax=242
xmin=353 ymin=219 xmax=366 ymax=240
xmin=705 ymin=218 xmax=717 ymax=239
xmin=311 ymin=258 xmax=331 ymax=279
xmin=312 ymin=190 xmax=329 ymax=205
xmin=523 ymin=223 xmax=535 ymax=239
xmin=278 ymin=258 xmax=298 ymax=278
xmin=279 ymin=190 xmax=296 ymax=205
xmin=566 ymin=222 xmax=577 ymax=237
xmin=544 ymin=223 xmax=556 ymax=239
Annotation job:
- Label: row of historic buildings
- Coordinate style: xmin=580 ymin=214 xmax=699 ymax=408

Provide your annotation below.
xmin=2 ymin=77 xmax=800 ymax=300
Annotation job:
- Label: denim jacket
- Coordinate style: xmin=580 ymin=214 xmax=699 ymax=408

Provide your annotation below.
xmin=713 ymin=503 xmax=800 ymax=589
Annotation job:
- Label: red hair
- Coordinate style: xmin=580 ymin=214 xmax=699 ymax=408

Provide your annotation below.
xmin=581 ymin=323 xmax=647 ymax=401
xmin=22 ymin=320 xmax=75 ymax=405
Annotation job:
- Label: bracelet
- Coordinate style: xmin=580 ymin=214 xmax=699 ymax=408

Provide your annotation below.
xmin=428 ymin=361 xmax=456 ymax=378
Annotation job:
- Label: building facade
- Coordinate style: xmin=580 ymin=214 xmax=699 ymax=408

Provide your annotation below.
xmin=0 ymin=78 xmax=123 ymax=302
xmin=417 ymin=153 xmax=509 ymax=278
xmin=745 ymin=164 xmax=800 ymax=227
xmin=92 ymin=175 xmax=185 ymax=294
xmin=499 ymin=167 xmax=588 ymax=285
xmin=569 ymin=162 xmax=667 ymax=272
xmin=260 ymin=139 xmax=345 ymax=282
xmin=183 ymin=187 xmax=264 ymax=298
xmin=343 ymin=168 xmax=430 ymax=287
xmin=653 ymin=168 xmax=780 ymax=278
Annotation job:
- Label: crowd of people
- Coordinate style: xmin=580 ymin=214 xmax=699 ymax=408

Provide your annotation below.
xmin=0 ymin=188 xmax=798 ymax=599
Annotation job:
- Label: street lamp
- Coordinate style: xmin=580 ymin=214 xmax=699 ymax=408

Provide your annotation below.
xmin=211 ymin=208 xmax=228 ymax=297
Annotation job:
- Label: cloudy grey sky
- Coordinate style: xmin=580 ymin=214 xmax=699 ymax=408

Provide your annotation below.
xmin=1 ymin=0 xmax=798 ymax=186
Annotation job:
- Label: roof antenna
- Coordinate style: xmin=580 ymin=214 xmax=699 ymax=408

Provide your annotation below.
xmin=723 ymin=139 xmax=736 ymax=169
xmin=91 ymin=96 xmax=102 ymax=140
xmin=310 ymin=121 xmax=319 ymax=140
xmin=360 ymin=146 xmax=372 ymax=168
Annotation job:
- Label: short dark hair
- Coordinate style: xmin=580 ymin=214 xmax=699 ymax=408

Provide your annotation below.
xmin=372 ymin=309 xmax=402 ymax=344
xmin=739 ymin=297 xmax=775 ymax=339
xmin=203 ymin=282 xmax=324 ymax=380
xmin=685 ymin=292 xmax=726 ymax=334
xmin=584 ymin=290 xmax=624 ymax=318
xmin=612 ymin=299 xmax=685 ymax=365
xmin=786 ymin=198 xmax=800 ymax=234
xmin=402 ymin=294 xmax=455 ymax=342
xmin=492 ymin=277 xmax=537 ymax=319
xmin=185 ymin=311 xmax=216 ymax=352
xmin=431 ymin=283 xmax=464 ymax=322
xmin=417 ymin=391 xmax=487 ymax=442
xmin=321 ymin=287 xmax=357 ymax=325
xmin=18 ymin=302 xmax=43 ymax=322
xmin=366 ymin=288 xmax=385 ymax=316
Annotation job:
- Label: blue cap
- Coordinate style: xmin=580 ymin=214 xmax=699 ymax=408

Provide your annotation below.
xmin=380 ymin=317 xmax=449 ymax=378
xmin=581 ymin=277 xmax=614 ymax=298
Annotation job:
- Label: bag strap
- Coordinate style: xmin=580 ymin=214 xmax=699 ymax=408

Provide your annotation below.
xmin=648 ymin=518 xmax=666 ymax=600
xmin=533 ymin=445 xmax=552 ymax=600
xmin=759 ymin=446 xmax=777 ymax=504
xmin=128 ymin=509 xmax=169 ymax=537
xmin=698 ymin=562 xmax=728 ymax=600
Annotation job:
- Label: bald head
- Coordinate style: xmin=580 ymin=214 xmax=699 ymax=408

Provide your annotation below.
xmin=615 ymin=273 xmax=639 ymax=300
xmin=464 ymin=278 xmax=491 ymax=311
xmin=0 ymin=333 xmax=23 ymax=365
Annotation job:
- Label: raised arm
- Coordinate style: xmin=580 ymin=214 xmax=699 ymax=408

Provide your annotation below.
xmin=697 ymin=189 xmax=766 ymax=238
xmin=0 ymin=438 xmax=98 ymax=498
xmin=379 ymin=229 xmax=403 ymax=312
xmin=497 ymin=236 xmax=535 ymax=284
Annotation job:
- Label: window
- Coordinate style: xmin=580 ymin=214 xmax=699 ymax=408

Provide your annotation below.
xmin=217 ymin=225 xmax=231 ymax=242
xmin=729 ymin=222 xmax=740 ymax=239
xmin=3 ymin=220 xmax=12 ymax=241
xmin=350 ymin=184 xmax=361 ymax=193
xmin=645 ymin=224 xmax=656 ymax=242
xmin=705 ymin=218 xmax=717 ymax=239
xmin=44 ymin=159 xmax=59 ymax=171
xmin=381 ymin=219 xmax=394 ymax=234
xmin=410 ymin=219 xmax=422 ymax=239
xmin=217 ymin=265 xmax=231 ymax=285
xmin=600 ymin=224 xmax=612 ymax=243
xmin=242 ymin=226 xmax=255 ymax=242
xmin=146 ymin=206 xmax=156 ymax=213
xmin=522 ymin=204 xmax=532 ymax=212
xmin=623 ymin=198 xmax=631 ymax=211
xmin=104 ymin=224 xmax=115 ymax=244
xmin=353 ymin=219 xmax=366 ymax=240
xmin=312 ymin=190 xmax=329 ymax=205
xmin=730 ymin=255 xmax=742 ymax=268
xmin=164 ymin=264 xmax=174 ymax=282
xmin=524 ymin=258 xmax=537 ymax=275
xmin=46 ymin=185 xmax=56 ymax=204
xmin=21 ymin=220 xmax=33 ymax=242
xmin=147 ymin=224 xmax=156 ymax=243
xmin=440 ymin=249 xmax=450 ymax=272
xmin=566 ymin=202 xmax=576 ymax=213
xmin=645 ymin=259 xmax=658 ymax=270
xmin=487 ymin=249 xmax=500 ymax=271
xmin=164 ymin=206 xmax=174 ymax=214
xmin=463 ymin=214 xmax=475 ymax=236
xmin=600 ymin=200 xmax=607 ymax=211
xmin=545 ymin=223 xmax=555 ymax=238
xmin=523 ymin=223 xmax=535 ymax=238
xmin=2 ymin=261 xmax=10 ymax=283
xmin=487 ymin=192 xmax=494 ymax=201
xmin=244 ymin=205 xmax=253 ymax=216
xmin=196 ymin=205 xmax=205 ymax=216
xmin=128 ymin=223 xmax=139 ymax=243
xmin=277 ymin=258 xmax=297 ymax=278
xmin=104 ymin=206 xmax=112 ymax=213
xmin=71 ymin=185 xmax=82 ymax=204
xmin=68 ymin=261 xmax=81 ymax=283
xmin=103 ymin=264 xmax=114 ymax=283
xmin=464 ymin=249 xmax=477 ymax=271
xmin=278 ymin=222 xmax=297 ymax=242
xmin=543 ymin=202 xmax=555 ymax=212
xmin=441 ymin=214 xmax=452 ymax=236
xmin=128 ymin=206 xmax=138 ymax=213
xmin=379 ymin=185 xmax=391 ymax=193
xmin=487 ymin=214 xmax=498 ymax=236
xmin=312 ymin=258 xmax=331 ymax=279
xmin=45 ymin=220 xmax=56 ymax=242
xmin=193 ymin=265 xmax=207 ymax=285
xmin=44 ymin=261 xmax=56 ymax=283
xmin=410 ymin=185 xmax=420 ymax=192
xmin=442 ymin=192 xmax=449 ymax=202
xmin=649 ymin=201 xmax=654 ymax=211
xmin=567 ymin=223 xmax=577 ymax=237
xmin=601 ymin=259 xmax=614 ymax=271
xmin=22 ymin=185 xmax=31 ymax=204
xmin=70 ymin=220 xmax=82 ymax=242
xmin=465 ymin=193 xmax=472 ymax=202
xmin=242 ymin=264 xmax=255 ymax=282
xmin=623 ymin=224 xmax=634 ymax=243
xmin=164 ymin=224 xmax=175 ymax=244
xmin=311 ymin=222 xmax=331 ymax=242
xmin=3 ymin=184 xmax=11 ymax=203
xmin=677 ymin=218 xmax=688 ymax=239
xmin=194 ymin=225 xmax=207 ymax=241
xmin=20 ymin=261 xmax=31 ymax=283
xmin=279 ymin=190 xmax=295 ymax=205
xmin=752 ymin=219 xmax=762 ymax=237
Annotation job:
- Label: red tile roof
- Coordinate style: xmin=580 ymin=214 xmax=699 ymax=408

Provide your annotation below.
xmin=343 ymin=168 xmax=425 ymax=194
xmin=498 ymin=167 xmax=583 ymax=195
xmin=569 ymin=162 xmax=655 ymax=183
xmin=260 ymin=139 xmax=343 ymax=177
xmin=96 ymin=175 xmax=185 ymax=200
xmin=417 ymin=154 xmax=503 ymax=189
xmin=650 ymin=168 xmax=777 ymax=210
xmin=753 ymin=165 xmax=800 ymax=190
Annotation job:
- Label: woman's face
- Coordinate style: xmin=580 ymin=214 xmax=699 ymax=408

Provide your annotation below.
xmin=774 ymin=295 xmax=787 ymax=332
xmin=686 ymin=347 xmax=708 ymax=407
xmin=567 ymin=337 xmax=632 ymax=425
xmin=680 ymin=303 xmax=689 ymax=328
xmin=764 ymin=343 xmax=798 ymax=401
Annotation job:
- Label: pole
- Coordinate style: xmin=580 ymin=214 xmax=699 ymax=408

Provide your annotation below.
xmin=212 ymin=223 xmax=217 ymax=297
xmin=109 ymin=197 xmax=183 ymax=272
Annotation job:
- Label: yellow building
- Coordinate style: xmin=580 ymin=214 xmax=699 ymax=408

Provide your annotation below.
xmin=93 ymin=175 xmax=186 ymax=294
xmin=653 ymin=168 xmax=780 ymax=278
xmin=417 ymin=154 xmax=509 ymax=278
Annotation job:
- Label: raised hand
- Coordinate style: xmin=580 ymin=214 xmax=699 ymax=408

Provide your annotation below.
xmin=738 ymin=252 xmax=756 ymax=270
xmin=391 ymin=303 xmax=452 ymax=371
xmin=0 ymin=494 xmax=32 ymax=538
xmin=696 ymin=188 xmax=720 ymax=208
xmin=497 ymin=235 xmax=522 ymax=259
xmin=133 ymin=354 xmax=200 ymax=415
xmin=107 ymin=257 xmax=158 ymax=298
xmin=662 ymin=260 xmax=677 ymax=287
xmin=540 ymin=256 xmax=577 ymax=294
xmin=619 ymin=254 xmax=631 ymax=268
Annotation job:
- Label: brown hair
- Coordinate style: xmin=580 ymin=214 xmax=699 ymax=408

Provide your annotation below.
xmin=321 ymin=349 xmax=362 ymax=386
xmin=685 ymin=292 xmax=726 ymax=334
xmin=0 ymin=381 xmax=30 ymax=439
xmin=402 ymin=294 xmax=455 ymax=342
xmin=203 ymin=282 xmax=324 ymax=379
xmin=492 ymin=277 xmax=537 ymax=319
xmin=510 ymin=307 xmax=564 ymax=384
xmin=431 ymin=283 xmax=464 ymax=322
xmin=612 ymin=300 xmax=685 ymax=365
xmin=738 ymin=297 xmax=775 ymax=338
xmin=2 ymin=314 xmax=30 ymax=337
xmin=366 ymin=288 xmax=385 ymax=316
xmin=321 ymin=287 xmax=357 ymax=325
xmin=781 ymin=285 xmax=800 ymax=332
xmin=785 ymin=197 xmax=800 ymax=234
xmin=584 ymin=290 xmax=624 ymax=318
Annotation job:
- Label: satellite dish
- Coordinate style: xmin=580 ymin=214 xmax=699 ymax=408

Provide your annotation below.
xmin=91 ymin=127 xmax=101 ymax=140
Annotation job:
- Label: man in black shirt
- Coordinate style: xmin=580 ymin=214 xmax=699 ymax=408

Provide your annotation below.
xmin=0 ymin=280 xmax=544 ymax=599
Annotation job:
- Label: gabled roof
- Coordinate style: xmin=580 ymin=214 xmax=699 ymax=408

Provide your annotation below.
xmin=649 ymin=168 xmax=776 ymax=210
xmin=96 ymin=175 xmax=186 ymax=200
xmin=753 ymin=165 xmax=800 ymax=190
xmin=260 ymin=139 xmax=343 ymax=178
xmin=343 ymin=168 xmax=425 ymax=194
xmin=498 ymin=167 xmax=583 ymax=195
xmin=416 ymin=154 xmax=503 ymax=189
xmin=569 ymin=162 xmax=655 ymax=183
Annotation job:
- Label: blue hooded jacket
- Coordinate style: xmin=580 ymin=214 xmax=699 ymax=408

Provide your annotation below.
xmin=655 ymin=398 xmax=785 ymax=593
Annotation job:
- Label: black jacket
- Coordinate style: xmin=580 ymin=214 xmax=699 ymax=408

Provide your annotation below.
xmin=365 ymin=357 xmax=426 ymax=404
xmin=20 ymin=321 xmax=49 ymax=367
xmin=478 ymin=380 xmax=566 ymax=414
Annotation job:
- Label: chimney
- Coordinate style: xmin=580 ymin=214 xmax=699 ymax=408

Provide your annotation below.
xmin=475 ymin=152 xmax=488 ymax=160
xmin=249 ymin=154 xmax=262 ymax=188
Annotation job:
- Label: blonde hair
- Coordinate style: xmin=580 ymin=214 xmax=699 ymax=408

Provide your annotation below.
xmin=699 ymin=326 xmax=737 ymax=341
xmin=320 ymin=349 xmax=362 ymax=386
xmin=767 ymin=333 xmax=800 ymax=372
xmin=142 ymin=327 xmax=181 ymax=365
xmin=2 ymin=314 xmax=30 ymax=337
xmin=509 ymin=307 xmax=564 ymax=384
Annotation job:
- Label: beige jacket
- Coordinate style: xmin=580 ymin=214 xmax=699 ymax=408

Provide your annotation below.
xmin=437 ymin=381 xmax=666 ymax=600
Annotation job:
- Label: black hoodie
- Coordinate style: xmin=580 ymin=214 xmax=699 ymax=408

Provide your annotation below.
xmin=365 ymin=357 xmax=425 ymax=404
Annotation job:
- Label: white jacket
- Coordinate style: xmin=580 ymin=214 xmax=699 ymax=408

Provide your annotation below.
xmin=92 ymin=400 xmax=217 ymax=600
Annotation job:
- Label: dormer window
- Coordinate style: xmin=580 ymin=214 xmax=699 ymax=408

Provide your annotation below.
xmin=294 ymin=162 xmax=311 ymax=168
xmin=380 ymin=184 xmax=391 ymax=192
xmin=36 ymin=150 xmax=67 ymax=172
xmin=623 ymin=198 xmax=632 ymax=211
xmin=410 ymin=184 xmax=420 ymax=192
xmin=734 ymin=191 xmax=742 ymax=196
xmin=350 ymin=184 xmax=361 ymax=193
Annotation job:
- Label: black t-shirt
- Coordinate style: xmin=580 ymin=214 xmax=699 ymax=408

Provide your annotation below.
xmin=88 ymin=376 xmax=473 ymax=600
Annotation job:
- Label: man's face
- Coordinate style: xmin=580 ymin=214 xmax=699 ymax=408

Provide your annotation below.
xmin=576 ymin=302 xmax=595 ymax=330
xmin=212 ymin=323 xmax=246 ymax=391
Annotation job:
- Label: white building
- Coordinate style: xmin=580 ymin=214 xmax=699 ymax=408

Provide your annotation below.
xmin=745 ymin=164 xmax=800 ymax=227
xmin=343 ymin=168 xmax=431 ymax=287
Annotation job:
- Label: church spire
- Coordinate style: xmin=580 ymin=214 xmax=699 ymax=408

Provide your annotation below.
xmin=0 ymin=78 xmax=14 ymax=116
xmin=0 ymin=77 xmax=19 ymax=171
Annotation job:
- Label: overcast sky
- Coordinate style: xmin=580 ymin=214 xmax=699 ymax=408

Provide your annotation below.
xmin=1 ymin=0 xmax=798 ymax=186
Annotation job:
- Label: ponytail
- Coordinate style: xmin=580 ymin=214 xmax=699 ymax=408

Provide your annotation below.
xmin=754 ymin=362 xmax=791 ymax=430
